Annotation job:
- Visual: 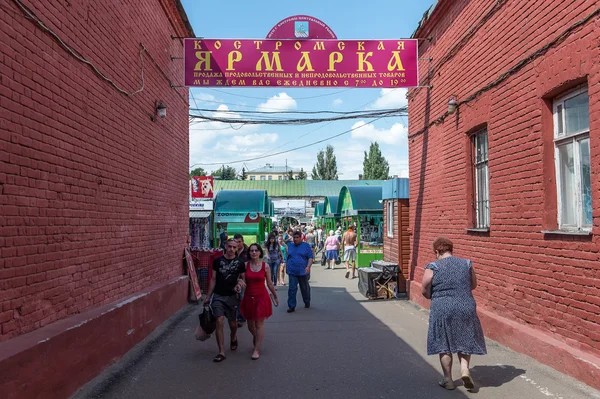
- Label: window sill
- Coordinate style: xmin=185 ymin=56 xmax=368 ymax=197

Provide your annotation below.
xmin=466 ymin=228 xmax=490 ymax=233
xmin=541 ymin=230 xmax=592 ymax=236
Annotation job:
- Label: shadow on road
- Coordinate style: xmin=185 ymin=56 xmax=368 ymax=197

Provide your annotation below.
xmin=470 ymin=365 xmax=526 ymax=388
xmin=74 ymin=286 xmax=475 ymax=399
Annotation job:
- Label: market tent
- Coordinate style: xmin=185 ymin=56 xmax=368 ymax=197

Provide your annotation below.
xmin=323 ymin=196 xmax=340 ymax=217
xmin=338 ymin=186 xmax=383 ymax=216
xmin=214 ymin=190 xmax=268 ymax=216
xmin=314 ymin=202 xmax=325 ymax=218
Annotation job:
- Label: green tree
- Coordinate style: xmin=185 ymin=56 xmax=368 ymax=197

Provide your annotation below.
xmin=311 ymin=145 xmax=338 ymax=180
xmin=362 ymin=142 xmax=390 ymax=180
xmin=212 ymin=165 xmax=237 ymax=180
xmin=240 ymin=167 xmax=248 ymax=180
xmin=297 ymin=168 xmax=308 ymax=180
xmin=189 ymin=167 xmax=206 ymax=177
xmin=287 ymin=170 xmax=295 ymax=180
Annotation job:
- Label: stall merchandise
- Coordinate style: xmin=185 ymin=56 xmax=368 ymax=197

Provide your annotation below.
xmin=338 ymin=185 xmax=384 ymax=268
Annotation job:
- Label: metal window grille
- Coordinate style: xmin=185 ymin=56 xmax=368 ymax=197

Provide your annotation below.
xmin=473 ymin=129 xmax=490 ymax=228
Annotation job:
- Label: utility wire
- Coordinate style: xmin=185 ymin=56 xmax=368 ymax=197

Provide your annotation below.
xmin=189 ymin=108 xmax=406 ymax=125
xmin=207 ymin=88 xmax=353 ymax=100
xmin=190 ymin=116 xmax=386 ymax=167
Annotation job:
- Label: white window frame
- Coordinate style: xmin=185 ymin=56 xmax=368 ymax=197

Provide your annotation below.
xmin=387 ymin=201 xmax=394 ymax=238
xmin=260 ymin=176 xmax=266 ymax=181
xmin=553 ymin=86 xmax=591 ymax=231
xmin=472 ymin=129 xmax=490 ymax=229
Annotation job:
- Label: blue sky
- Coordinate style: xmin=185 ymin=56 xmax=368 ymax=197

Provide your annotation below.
xmin=181 ymin=0 xmax=435 ymax=179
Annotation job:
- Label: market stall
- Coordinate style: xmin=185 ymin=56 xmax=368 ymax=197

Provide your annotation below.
xmin=213 ymin=190 xmax=270 ymax=246
xmin=338 ymin=186 xmax=384 ymax=268
xmin=322 ymin=195 xmax=340 ymax=233
xmin=313 ymin=201 xmax=325 ymax=226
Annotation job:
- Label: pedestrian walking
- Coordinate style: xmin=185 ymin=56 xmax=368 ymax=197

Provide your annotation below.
xmin=203 ymin=239 xmax=246 ymax=363
xmin=233 ymin=234 xmax=249 ymax=327
xmin=240 ymin=243 xmax=278 ymax=360
xmin=342 ymin=225 xmax=358 ymax=279
xmin=265 ymin=233 xmax=282 ymax=286
xmin=306 ymin=227 xmax=316 ymax=256
xmin=285 ymin=231 xmax=313 ymax=313
xmin=324 ymin=230 xmax=339 ymax=270
xmin=278 ymin=235 xmax=288 ymax=286
xmin=421 ymin=237 xmax=486 ymax=391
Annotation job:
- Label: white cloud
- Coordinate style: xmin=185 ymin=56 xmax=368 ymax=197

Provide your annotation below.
xmin=215 ymin=133 xmax=279 ymax=152
xmin=190 ymin=92 xmax=217 ymax=103
xmin=256 ymin=92 xmax=297 ymax=112
xmin=370 ymin=88 xmax=408 ymax=109
xmin=332 ymin=98 xmax=343 ymax=107
xmin=350 ymin=121 xmax=408 ymax=145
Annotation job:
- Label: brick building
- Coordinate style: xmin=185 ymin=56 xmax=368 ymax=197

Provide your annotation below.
xmin=407 ymin=0 xmax=600 ymax=389
xmin=0 ymin=1 xmax=193 ymax=397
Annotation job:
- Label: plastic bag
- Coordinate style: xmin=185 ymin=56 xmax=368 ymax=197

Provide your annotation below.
xmin=199 ymin=305 xmax=216 ymax=335
xmin=320 ymin=252 xmax=326 ymax=266
xmin=194 ymin=325 xmax=212 ymax=341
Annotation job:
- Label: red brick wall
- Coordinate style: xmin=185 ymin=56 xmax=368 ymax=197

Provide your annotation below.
xmin=0 ymin=0 xmax=191 ymax=340
xmin=408 ymin=0 xmax=600 ymax=358
xmin=383 ymin=199 xmax=410 ymax=292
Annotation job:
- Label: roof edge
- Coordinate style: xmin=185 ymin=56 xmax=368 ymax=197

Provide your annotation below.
xmin=412 ymin=0 xmax=453 ymax=39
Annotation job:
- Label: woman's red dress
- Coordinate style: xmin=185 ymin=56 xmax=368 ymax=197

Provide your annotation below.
xmin=240 ymin=262 xmax=273 ymax=320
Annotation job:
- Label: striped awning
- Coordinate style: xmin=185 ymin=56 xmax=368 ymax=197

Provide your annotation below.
xmin=189 ymin=211 xmax=211 ymax=218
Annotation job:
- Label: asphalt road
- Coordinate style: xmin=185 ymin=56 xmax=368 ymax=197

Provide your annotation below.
xmin=72 ymin=263 xmax=600 ymax=399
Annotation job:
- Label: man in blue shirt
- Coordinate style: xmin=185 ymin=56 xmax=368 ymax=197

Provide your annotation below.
xmin=286 ymin=231 xmax=314 ymax=312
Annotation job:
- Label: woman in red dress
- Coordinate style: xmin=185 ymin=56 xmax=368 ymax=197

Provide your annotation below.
xmin=240 ymin=243 xmax=279 ymax=360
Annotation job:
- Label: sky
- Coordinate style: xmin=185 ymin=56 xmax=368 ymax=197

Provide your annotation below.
xmin=181 ymin=0 xmax=435 ymax=179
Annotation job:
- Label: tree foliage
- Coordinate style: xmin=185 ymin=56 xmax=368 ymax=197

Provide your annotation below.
xmin=189 ymin=167 xmax=206 ymax=177
xmin=212 ymin=165 xmax=237 ymax=180
xmin=287 ymin=170 xmax=295 ymax=180
xmin=240 ymin=167 xmax=247 ymax=180
xmin=297 ymin=168 xmax=308 ymax=180
xmin=311 ymin=145 xmax=338 ymax=180
xmin=362 ymin=142 xmax=390 ymax=180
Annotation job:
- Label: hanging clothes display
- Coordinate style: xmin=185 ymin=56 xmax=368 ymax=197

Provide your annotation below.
xmin=189 ymin=216 xmax=211 ymax=249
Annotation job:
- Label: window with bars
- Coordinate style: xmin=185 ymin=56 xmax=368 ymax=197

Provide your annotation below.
xmin=553 ymin=87 xmax=591 ymax=231
xmin=472 ymin=129 xmax=490 ymax=229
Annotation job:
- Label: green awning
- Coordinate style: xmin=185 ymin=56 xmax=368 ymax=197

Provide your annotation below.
xmin=214 ymin=190 xmax=268 ymax=223
xmin=339 ymin=186 xmax=383 ymax=216
xmin=323 ymin=196 xmax=340 ymax=217
xmin=313 ymin=202 xmax=325 ymax=217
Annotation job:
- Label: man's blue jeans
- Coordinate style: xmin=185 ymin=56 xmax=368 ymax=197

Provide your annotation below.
xmin=287 ymin=274 xmax=310 ymax=309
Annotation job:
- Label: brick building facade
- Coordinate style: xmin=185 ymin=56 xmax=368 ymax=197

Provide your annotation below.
xmin=407 ymin=0 xmax=599 ymax=389
xmin=0 ymin=1 xmax=193 ymax=397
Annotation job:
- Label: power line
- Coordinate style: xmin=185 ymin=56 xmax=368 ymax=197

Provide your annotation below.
xmin=206 ymin=88 xmax=353 ymax=100
xmin=188 ymin=107 xmax=406 ymax=126
xmin=190 ymin=116 xmax=386 ymax=167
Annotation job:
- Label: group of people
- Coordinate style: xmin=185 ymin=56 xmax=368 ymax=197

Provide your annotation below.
xmin=206 ymin=227 xmax=486 ymax=392
xmin=203 ymin=229 xmax=313 ymax=362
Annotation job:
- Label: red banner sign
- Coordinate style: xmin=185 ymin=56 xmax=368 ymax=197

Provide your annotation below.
xmin=184 ymin=39 xmax=418 ymax=88
xmin=191 ymin=176 xmax=214 ymax=199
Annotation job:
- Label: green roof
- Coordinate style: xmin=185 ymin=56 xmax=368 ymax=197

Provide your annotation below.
xmin=213 ymin=180 xmax=384 ymax=198
xmin=304 ymin=180 xmax=384 ymax=196
xmin=214 ymin=190 xmax=269 ymax=213
xmin=339 ymin=186 xmax=383 ymax=214
xmin=214 ymin=180 xmax=305 ymax=196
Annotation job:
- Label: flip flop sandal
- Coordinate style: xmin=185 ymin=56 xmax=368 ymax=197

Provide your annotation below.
xmin=230 ymin=339 xmax=238 ymax=351
xmin=461 ymin=373 xmax=475 ymax=389
xmin=213 ymin=354 xmax=226 ymax=363
xmin=438 ymin=379 xmax=456 ymax=390
xmin=251 ymin=353 xmax=260 ymax=360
